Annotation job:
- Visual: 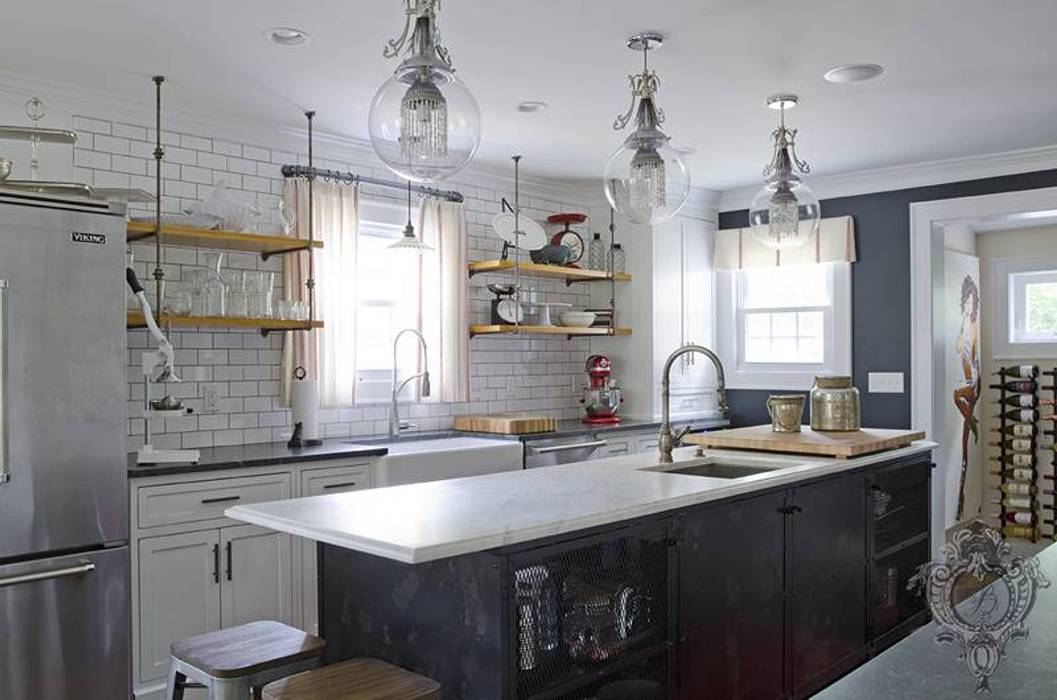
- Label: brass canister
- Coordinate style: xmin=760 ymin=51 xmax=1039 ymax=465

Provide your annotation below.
xmin=810 ymin=375 xmax=861 ymax=431
xmin=766 ymin=394 xmax=805 ymax=433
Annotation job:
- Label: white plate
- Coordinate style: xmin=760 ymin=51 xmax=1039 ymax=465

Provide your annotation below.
xmin=492 ymin=213 xmax=546 ymax=251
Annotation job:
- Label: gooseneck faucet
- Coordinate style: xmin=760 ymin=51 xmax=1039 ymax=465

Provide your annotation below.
xmin=389 ymin=328 xmax=431 ymax=438
xmin=658 ymin=344 xmax=729 ymax=463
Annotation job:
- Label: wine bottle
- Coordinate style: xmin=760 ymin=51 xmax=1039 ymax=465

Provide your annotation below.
xmin=997 ymin=511 xmax=1037 ymax=526
xmin=990 ymin=467 xmax=1035 ymax=480
xmin=1000 ymin=481 xmax=1039 ymax=496
xmin=993 ymin=365 xmax=1038 ymax=378
xmin=991 ymin=424 xmax=1036 ymax=438
xmin=992 ymin=454 xmax=1036 ymax=468
xmin=1003 ymin=524 xmax=1037 ymax=539
xmin=994 ymin=409 xmax=1037 ymax=423
xmin=990 ymin=496 xmax=1035 ymax=510
xmin=989 ymin=438 xmax=1035 ymax=453
xmin=989 ymin=379 xmax=1038 ymax=392
xmin=990 ymin=395 xmax=1038 ymax=408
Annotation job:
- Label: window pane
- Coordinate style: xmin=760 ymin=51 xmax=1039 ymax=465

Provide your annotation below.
xmin=1025 ymin=282 xmax=1057 ymax=335
xmin=798 ymin=336 xmax=824 ymax=363
xmin=798 ymin=311 xmax=824 ymax=336
xmin=771 ymin=338 xmax=798 ymax=362
xmin=741 ymin=264 xmax=829 ymax=309
xmin=744 ymin=338 xmax=771 ymax=363
xmin=772 ymin=312 xmax=797 ymax=337
xmin=745 ymin=312 xmax=771 ymax=338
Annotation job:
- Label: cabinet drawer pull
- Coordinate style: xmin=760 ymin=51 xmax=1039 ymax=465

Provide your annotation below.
xmin=322 ymin=481 xmax=359 ymax=490
xmin=777 ymin=505 xmax=803 ymax=515
xmin=201 ymin=495 xmax=241 ymax=505
xmin=212 ymin=544 xmax=219 ymax=584
xmin=225 ymin=541 xmax=232 ymax=581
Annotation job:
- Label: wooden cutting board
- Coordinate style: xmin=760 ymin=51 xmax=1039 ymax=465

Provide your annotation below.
xmin=453 ymin=413 xmax=558 ymax=435
xmin=683 ymin=425 xmax=926 ymax=459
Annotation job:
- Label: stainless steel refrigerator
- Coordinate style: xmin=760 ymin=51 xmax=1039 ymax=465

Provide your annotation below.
xmin=0 ymin=191 xmax=130 ymax=699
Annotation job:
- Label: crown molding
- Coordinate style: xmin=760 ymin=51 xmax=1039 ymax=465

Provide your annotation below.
xmin=718 ymin=144 xmax=1057 ymax=212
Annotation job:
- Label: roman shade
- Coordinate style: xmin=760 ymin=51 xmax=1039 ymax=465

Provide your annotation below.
xmin=715 ymin=215 xmax=856 ymax=269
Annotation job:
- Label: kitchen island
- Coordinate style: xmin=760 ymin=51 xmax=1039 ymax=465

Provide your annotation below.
xmin=229 ymin=436 xmax=936 ymax=699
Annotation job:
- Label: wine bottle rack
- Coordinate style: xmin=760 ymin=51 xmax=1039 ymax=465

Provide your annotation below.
xmin=988 ymin=365 xmax=1057 ymax=541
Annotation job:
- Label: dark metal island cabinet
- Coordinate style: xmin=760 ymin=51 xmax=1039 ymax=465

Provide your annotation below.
xmin=318 ymin=451 xmax=932 ymax=700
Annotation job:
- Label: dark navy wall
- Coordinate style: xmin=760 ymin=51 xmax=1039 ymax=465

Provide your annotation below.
xmin=719 ymin=168 xmax=1057 ymax=429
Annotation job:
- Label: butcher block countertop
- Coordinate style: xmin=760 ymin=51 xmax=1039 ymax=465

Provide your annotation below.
xmin=683 ymin=425 xmax=926 ymax=459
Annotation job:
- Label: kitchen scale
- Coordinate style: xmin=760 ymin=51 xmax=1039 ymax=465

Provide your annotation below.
xmin=488 ymin=283 xmax=524 ymax=324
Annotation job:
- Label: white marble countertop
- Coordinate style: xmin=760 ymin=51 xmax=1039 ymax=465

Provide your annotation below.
xmin=227 ymin=440 xmax=936 ymax=564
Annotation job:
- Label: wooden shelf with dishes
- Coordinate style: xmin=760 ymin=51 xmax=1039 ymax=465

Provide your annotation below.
xmin=469 ymin=324 xmax=632 ymax=338
xmin=127 ymin=312 xmax=323 ymax=333
xmin=126 ymin=221 xmax=322 ymax=259
xmin=467 ymin=260 xmax=630 ymax=284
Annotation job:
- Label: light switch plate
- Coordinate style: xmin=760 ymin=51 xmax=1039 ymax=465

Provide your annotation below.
xmin=868 ymin=372 xmax=904 ymax=394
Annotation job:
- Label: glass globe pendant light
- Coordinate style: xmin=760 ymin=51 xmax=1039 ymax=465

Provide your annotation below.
xmin=603 ymin=33 xmax=690 ymax=225
xmin=748 ymin=94 xmax=821 ymax=250
xmin=369 ymin=0 xmax=481 ymax=182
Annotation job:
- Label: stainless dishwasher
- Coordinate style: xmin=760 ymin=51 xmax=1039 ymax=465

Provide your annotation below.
xmin=523 ymin=433 xmax=610 ymax=468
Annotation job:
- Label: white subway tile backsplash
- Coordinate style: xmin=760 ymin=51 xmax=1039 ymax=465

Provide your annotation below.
xmin=90 ymin=113 xmax=592 ymax=451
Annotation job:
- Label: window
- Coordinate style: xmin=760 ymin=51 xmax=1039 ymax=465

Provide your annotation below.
xmin=991 ymin=256 xmax=1057 ymax=358
xmin=716 ymin=263 xmax=852 ymax=390
xmin=354 ymin=199 xmax=435 ymax=404
xmin=1011 ymin=269 xmax=1057 ymax=343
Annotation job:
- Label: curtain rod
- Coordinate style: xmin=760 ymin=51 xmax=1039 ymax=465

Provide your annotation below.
xmin=280 ymin=165 xmax=464 ymax=203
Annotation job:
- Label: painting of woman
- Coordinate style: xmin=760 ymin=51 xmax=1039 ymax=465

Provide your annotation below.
xmin=952 ymin=274 xmax=981 ymax=521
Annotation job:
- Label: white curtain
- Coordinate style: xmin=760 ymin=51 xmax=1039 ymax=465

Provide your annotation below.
xmin=417 ymin=198 xmax=470 ymax=403
xmin=715 ymin=215 xmax=856 ymax=269
xmin=281 ymin=179 xmax=359 ymax=407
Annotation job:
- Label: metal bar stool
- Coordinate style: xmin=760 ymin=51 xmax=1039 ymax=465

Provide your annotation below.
xmin=167 ymin=621 xmax=325 ymax=700
xmin=261 ymin=658 xmax=441 ymax=699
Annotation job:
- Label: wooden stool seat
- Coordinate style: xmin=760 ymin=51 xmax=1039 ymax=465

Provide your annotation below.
xmin=167 ymin=621 xmax=324 ymax=699
xmin=171 ymin=621 xmax=324 ymax=678
xmin=262 ymin=658 xmax=441 ymax=699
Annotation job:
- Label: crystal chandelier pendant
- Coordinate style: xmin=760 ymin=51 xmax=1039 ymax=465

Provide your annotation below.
xmin=400 ymin=74 xmax=448 ymax=161
xmin=603 ymin=33 xmax=690 ymax=226
xmin=369 ymin=0 xmax=480 ymax=183
xmin=749 ymin=94 xmax=821 ymax=250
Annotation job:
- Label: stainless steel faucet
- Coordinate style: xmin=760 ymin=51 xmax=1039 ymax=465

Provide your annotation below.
xmin=658 ymin=343 xmax=729 ymax=463
xmin=389 ymin=328 xmax=431 ymax=438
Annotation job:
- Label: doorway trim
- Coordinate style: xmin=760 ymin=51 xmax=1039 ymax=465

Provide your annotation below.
xmin=910 ymin=185 xmax=1057 ymax=555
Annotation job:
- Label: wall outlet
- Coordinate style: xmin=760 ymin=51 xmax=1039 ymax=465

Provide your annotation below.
xmin=202 ymin=383 xmax=221 ymax=414
xmin=868 ymin=372 xmax=904 ymax=394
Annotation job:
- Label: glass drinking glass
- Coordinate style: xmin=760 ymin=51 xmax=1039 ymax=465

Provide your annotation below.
xmin=224 ymin=270 xmax=248 ymax=318
xmin=201 ymin=252 xmax=226 ymax=317
xmin=277 ymin=200 xmax=296 ymax=237
xmin=162 ymin=281 xmax=193 ymax=316
xmin=257 ymin=271 xmax=275 ymax=319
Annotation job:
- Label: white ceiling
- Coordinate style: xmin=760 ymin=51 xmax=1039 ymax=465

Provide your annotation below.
xmin=4 ymin=0 xmax=1057 ymax=191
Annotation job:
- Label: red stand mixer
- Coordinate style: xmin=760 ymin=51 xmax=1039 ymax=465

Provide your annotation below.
xmin=580 ymin=355 xmax=623 ymax=424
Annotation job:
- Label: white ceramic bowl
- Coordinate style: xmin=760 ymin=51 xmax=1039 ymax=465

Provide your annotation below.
xmin=559 ymin=311 xmax=596 ymax=328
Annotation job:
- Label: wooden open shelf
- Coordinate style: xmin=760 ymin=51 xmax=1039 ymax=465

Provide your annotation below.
xmin=467 ymin=260 xmax=630 ymax=283
xmin=127 ymin=312 xmax=323 ymax=332
xmin=127 ymin=221 xmax=322 ymax=258
xmin=470 ymin=324 xmax=632 ymax=337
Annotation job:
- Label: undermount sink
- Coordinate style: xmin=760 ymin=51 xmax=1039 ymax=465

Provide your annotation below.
xmin=641 ymin=456 xmax=795 ymax=479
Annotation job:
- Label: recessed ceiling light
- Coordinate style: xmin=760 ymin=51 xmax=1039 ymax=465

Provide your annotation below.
xmin=516 ymin=101 xmax=549 ymax=113
xmin=824 ymin=63 xmax=884 ymax=83
xmin=265 ymin=27 xmax=312 ymax=47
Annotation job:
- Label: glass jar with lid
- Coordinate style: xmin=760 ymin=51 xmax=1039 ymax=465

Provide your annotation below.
xmin=809 ymin=375 xmax=861 ymax=431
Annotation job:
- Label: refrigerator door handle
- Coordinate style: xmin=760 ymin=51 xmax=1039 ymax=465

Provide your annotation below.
xmin=0 ymin=561 xmax=95 ymax=588
xmin=0 ymin=279 xmax=7 ymax=485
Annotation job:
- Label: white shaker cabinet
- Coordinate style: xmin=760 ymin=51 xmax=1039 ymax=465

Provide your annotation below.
xmin=220 ymin=524 xmax=294 ymax=629
xmin=136 ymin=530 xmax=221 ymax=686
xmin=593 ymin=212 xmax=719 ymax=421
